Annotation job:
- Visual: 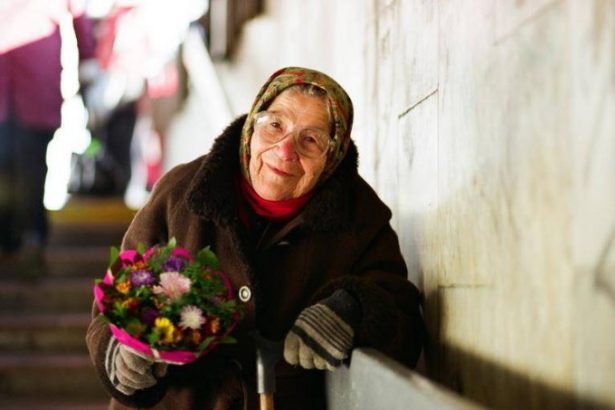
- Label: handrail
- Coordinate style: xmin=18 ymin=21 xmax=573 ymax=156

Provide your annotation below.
xmin=326 ymin=348 xmax=484 ymax=410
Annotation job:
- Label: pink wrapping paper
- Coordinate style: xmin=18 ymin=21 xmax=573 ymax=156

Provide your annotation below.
xmin=94 ymin=248 xmax=237 ymax=365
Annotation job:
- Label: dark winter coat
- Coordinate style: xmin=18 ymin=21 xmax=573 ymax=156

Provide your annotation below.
xmin=85 ymin=116 xmax=425 ymax=409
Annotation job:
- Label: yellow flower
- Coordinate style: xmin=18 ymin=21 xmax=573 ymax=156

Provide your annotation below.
xmin=115 ymin=280 xmax=131 ymax=294
xmin=131 ymin=261 xmax=147 ymax=271
xmin=154 ymin=317 xmax=177 ymax=345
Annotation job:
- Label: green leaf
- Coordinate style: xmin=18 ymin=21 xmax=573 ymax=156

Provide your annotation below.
xmin=221 ymin=300 xmax=237 ymax=309
xmin=112 ymin=302 xmax=127 ymax=319
xmin=135 ymin=286 xmax=152 ymax=299
xmin=98 ymin=315 xmax=111 ymax=324
xmin=218 ymin=335 xmax=237 ymax=345
xmin=109 ymin=247 xmax=119 ymax=267
xmin=125 ymin=319 xmax=146 ymax=337
xmin=147 ymin=257 xmax=162 ymax=272
xmin=198 ymin=336 xmax=215 ymax=352
xmin=168 ymin=237 xmax=177 ymax=248
xmin=137 ymin=243 xmax=146 ymax=256
xmin=196 ymin=247 xmax=219 ymax=270
xmin=115 ymin=270 xmax=128 ymax=283
xmin=147 ymin=332 xmax=159 ymax=345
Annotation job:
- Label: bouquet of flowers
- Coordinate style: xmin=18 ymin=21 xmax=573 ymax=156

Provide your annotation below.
xmin=93 ymin=238 xmax=242 ymax=365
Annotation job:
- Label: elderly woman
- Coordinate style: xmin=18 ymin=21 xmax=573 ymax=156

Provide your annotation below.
xmin=86 ymin=67 xmax=425 ymax=409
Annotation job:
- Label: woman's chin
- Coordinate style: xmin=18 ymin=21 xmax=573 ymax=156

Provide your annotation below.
xmin=254 ymin=184 xmax=291 ymax=201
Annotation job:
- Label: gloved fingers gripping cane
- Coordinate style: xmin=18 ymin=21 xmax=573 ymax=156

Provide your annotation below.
xmin=254 ymin=289 xmax=360 ymax=409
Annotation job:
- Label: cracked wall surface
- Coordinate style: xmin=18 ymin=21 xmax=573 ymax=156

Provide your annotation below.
xmin=221 ymin=1 xmax=615 ymax=408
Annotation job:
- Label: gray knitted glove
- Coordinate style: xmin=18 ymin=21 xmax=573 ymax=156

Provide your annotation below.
xmin=105 ymin=337 xmax=168 ymax=395
xmin=284 ymin=289 xmax=361 ymax=371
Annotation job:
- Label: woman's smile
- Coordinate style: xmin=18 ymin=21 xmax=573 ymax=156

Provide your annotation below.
xmin=266 ymin=163 xmax=296 ymax=177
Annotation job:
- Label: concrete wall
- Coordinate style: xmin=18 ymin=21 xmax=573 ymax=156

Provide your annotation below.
xmin=217 ymin=1 xmax=615 ymax=409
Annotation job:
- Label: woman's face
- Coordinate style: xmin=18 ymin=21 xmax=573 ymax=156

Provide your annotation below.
xmin=249 ymin=89 xmax=330 ymax=200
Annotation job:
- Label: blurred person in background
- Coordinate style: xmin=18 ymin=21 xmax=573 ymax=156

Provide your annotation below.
xmin=86 ymin=67 xmax=425 ymax=409
xmin=79 ymin=0 xmax=149 ymax=197
xmin=0 ymin=0 xmax=96 ymax=270
xmin=81 ymin=0 xmax=201 ymax=198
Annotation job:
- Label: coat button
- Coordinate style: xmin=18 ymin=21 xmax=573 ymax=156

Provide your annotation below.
xmin=238 ymin=286 xmax=252 ymax=302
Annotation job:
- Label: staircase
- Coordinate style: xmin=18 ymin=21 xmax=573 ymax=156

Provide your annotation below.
xmin=0 ymin=196 xmax=136 ymax=409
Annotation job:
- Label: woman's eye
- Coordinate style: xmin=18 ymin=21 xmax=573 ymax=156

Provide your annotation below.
xmin=301 ymin=133 xmax=320 ymax=145
xmin=263 ymin=117 xmax=284 ymax=132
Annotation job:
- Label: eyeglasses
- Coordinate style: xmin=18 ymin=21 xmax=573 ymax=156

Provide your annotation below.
xmin=253 ymin=111 xmax=332 ymax=159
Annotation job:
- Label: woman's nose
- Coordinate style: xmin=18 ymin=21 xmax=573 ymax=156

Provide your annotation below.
xmin=274 ymin=134 xmax=299 ymax=161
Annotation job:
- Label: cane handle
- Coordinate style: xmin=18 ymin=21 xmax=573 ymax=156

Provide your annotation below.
xmin=260 ymin=393 xmax=274 ymax=410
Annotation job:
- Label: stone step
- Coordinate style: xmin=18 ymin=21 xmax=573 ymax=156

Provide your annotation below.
xmin=0 ymin=246 xmax=110 ymax=278
xmin=0 ymin=277 xmax=95 ymax=313
xmin=0 ymin=197 xmax=135 ymax=405
xmin=49 ymin=196 xmax=136 ymax=227
xmin=48 ymin=224 xmax=128 ymax=248
xmin=0 ymin=352 xmax=108 ymax=400
xmin=48 ymin=195 xmax=134 ymax=248
xmin=46 ymin=246 xmax=110 ymax=278
xmin=0 ymin=313 xmax=90 ymax=354
xmin=0 ymin=399 xmax=108 ymax=410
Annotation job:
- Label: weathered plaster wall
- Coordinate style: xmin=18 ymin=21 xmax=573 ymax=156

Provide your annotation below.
xmin=219 ymin=1 xmax=615 ymax=408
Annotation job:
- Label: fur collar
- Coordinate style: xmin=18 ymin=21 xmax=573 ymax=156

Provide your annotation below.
xmin=186 ymin=115 xmax=359 ymax=232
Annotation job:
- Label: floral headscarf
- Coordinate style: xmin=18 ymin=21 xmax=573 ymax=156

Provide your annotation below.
xmin=239 ymin=67 xmax=354 ymax=185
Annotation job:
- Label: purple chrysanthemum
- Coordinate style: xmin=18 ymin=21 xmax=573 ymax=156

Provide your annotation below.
xmin=130 ymin=269 xmax=155 ymax=287
xmin=140 ymin=307 xmax=159 ymax=326
xmin=163 ymin=255 xmax=185 ymax=272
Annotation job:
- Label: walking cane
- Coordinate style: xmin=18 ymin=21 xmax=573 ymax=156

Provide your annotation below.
xmin=254 ymin=332 xmax=283 ymax=410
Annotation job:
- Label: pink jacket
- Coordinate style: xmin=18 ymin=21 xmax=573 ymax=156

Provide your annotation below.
xmin=0 ymin=0 xmax=95 ymax=130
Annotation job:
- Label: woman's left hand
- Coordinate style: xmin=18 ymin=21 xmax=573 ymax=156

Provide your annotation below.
xmin=283 ymin=290 xmax=361 ymax=371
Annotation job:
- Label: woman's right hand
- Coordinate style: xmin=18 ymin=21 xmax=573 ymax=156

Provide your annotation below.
xmin=105 ymin=338 xmax=168 ymax=395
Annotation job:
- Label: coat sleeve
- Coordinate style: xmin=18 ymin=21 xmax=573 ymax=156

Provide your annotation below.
xmin=85 ymin=171 xmax=177 ymax=407
xmin=312 ymin=222 xmax=426 ymax=369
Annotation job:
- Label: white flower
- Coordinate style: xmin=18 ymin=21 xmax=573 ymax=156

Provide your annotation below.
xmin=153 ymin=272 xmax=191 ymax=300
xmin=179 ymin=305 xmax=206 ymax=330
